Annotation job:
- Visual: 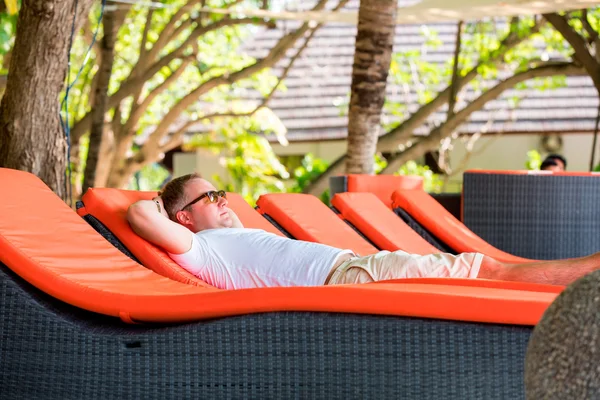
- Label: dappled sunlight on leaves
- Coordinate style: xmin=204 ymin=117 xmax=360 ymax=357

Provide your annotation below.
xmin=395 ymin=160 xmax=444 ymax=193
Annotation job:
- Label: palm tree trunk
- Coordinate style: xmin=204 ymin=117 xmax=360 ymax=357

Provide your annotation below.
xmin=345 ymin=0 xmax=397 ymax=174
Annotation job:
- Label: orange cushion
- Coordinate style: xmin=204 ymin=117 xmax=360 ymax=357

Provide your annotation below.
xmin=391 ymin=189 xmax=533 ymax=264
xmin=332 ymin=192 xmax=440 ymax=255
xmin=257 ymin=193 xmax=379 ymax=256
xmin=81 ymin=189 xmax=285 ymax=287
xmin=346 ymin=174 xmax=424 ymax=208
xmin=81 ymin=188 xmax=212 ymax=287
xmin=0 ymin=168 xmax=563 ymax=326
xmin=222 ymin=194 xmax=285 ymax=237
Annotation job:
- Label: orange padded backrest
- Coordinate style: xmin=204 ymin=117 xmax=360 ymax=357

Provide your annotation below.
xmin=391 ymin=189 xmax=533 ymax=264
xmin=81 ymin=189 xmax=284 ymax=286
xmin=0 ymin=168 xmax=218 ymax=321
xmin=332 ymin=192 xmax=439 ymax=255
xmin=81 ymin=188 xmax=212 ymax=287
xmin=256 ymin=193 xmax=379 ymax=256
xmin=225 ymin=194 xmax=285 ymax=236
xmin=346 ymin=174 xmax=424 ymax=208
xmin=0 ymin=168 xmax=562 ymax=326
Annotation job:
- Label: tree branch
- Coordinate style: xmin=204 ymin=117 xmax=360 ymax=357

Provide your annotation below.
xmin=148 ymin=0 xmax=202 ymax=62
xmin=304 ymin=154 xmax=346 ymax=196
xmin=581 ymin=10 xmax=599 ymax=43
xmin=82 ymin=21 xmax=103 ymax=67
xmin=447 ymin=20 xmax=463 ymax=120
xmin=543 ymin=12 xmax=600 ymax=93
xmin=581 ymin=9 xmax=600 ymax=63
xmin=71 ymin=16 xmax=277 ymax=144
xmin=159 ymin=120 xmax=198 ymax=154
xmin=149 ymin=0 xmax=251 ymax=63
xmin=132 ymin=0 xmax=334 ymax=163
xmin=82 ymin=7 xmax=119 ymax=193
xmin=157 ymin=24 xmax=317 ymax=154
xmin=381 ymin=62 xmax=586 ymax=173
xmin=121 ymin=59 xmax=193 ymax=138
xmin=109 ymin=0 xmax=346 ymax=187
xmin=191 ymin=25 xmax=316 ymax=121
xmin=377 ymin=17 xmax=542 ymax=152
xmin=138 ymin=8 xmax=154 ymax=61
xmin=304 ymin=17 xmax=543 ymax=195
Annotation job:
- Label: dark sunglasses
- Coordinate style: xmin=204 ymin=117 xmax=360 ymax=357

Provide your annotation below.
xmin=180 ymin=190 xmax=226 ymax=211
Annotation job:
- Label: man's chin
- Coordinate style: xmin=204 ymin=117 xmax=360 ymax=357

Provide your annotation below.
xmin=221 ymin=217 xmax=233 ymax=228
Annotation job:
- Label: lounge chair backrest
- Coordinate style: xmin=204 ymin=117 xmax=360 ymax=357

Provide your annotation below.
xmin=331 ymin=192 xmax=440 ymax=255
xmin=257 ymin=193 xmax=379 ymax=256
xmin=0 ymin=167 xmax=215 ymax=321
xmin=330 ymin=174 xmax=423 ymax=208
xmin=391 ymin=189 xmax=531 ymax=263
xmin=80 ymin=188 xmax=214 ymax=286
xmin=81 ymin=188 xmax=285 ymax=286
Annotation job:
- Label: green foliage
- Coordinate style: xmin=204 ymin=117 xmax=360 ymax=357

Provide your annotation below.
xmin=290 ymin=153 xmax=330 ymax=193
xmin=289 ymin=153 xmax=331 ymax=203
xmin=373 ymin=152 xmax=388 ymax=174
xmin=0 ymin=3 xmax=18 ymax=72
xmin=0 ymin=12 xmax=16 ymax=55
xmin=594 ymin=163 xmax=600 ymax=172
xmin=525 ymin=149 xmax=542 ymax=170
xmin=185 ymin=117 xmax=289 ymax=206
xmin=105 ymin=1 xmax=276 ymax=134
xmin=129 ymin=163 xmax=171 ymax=191
xmin=384 ymin=14 xmax=581 ymax=132
xmin=395 ymin=160 xmax=444 ymax=193
xmin=53 ymin=0 xmax=285 ymax=191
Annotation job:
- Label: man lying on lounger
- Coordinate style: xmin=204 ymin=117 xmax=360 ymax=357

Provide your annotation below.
xmin=128 ymin=173 xmax=600 ymax=289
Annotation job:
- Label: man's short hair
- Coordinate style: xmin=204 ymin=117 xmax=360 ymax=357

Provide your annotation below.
xmin=159 ymin=173 xmax=202 ymax=220
xmin=544 ymin=154 xmax=567 ymax=169
xmin=540 ymin=159 xmax=559 ymax=171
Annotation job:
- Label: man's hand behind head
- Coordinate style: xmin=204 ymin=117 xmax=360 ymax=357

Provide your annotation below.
xmin=153 ymin=196 xmax=169 ymax=219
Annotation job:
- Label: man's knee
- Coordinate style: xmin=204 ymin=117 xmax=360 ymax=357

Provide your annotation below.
xmin=476 ymin=255 xmax=505 ymax=280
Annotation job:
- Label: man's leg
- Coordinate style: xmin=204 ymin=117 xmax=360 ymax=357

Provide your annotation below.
xmin=329 ymin=250 xmax=483 ymax=284
xmin=329 ymin=250 xmax=600 ymax=286
xmin=478 ymin=251 xmax=600 ymax=286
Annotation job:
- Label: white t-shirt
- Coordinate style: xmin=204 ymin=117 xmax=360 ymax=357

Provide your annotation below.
xmin=168 ymin=228 xmax=354 ymax=289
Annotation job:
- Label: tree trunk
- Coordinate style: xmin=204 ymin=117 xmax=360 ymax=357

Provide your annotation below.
xmin=345 ymin=0 xmax=397 ymax=174
xmin=543 ymin=13 xmax=600 ymax=94
xmin=0 ymin=0 xmax=94 ymax=199
xmin=82 ymin=8 xmax=120 ymax=192
xmin=303 ymin=19 xmax=541 ymax=195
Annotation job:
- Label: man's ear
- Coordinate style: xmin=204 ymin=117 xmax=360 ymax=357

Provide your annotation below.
xmin=176 ymin=210 xmax=190 ymax=225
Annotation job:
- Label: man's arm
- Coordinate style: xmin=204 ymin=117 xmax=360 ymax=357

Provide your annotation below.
xmin=127 ymin=197 xmax=193 ymax=254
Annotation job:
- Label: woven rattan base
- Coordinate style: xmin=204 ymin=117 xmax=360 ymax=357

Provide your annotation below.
xmin=0 ymin=263 xmax=530 ymax=399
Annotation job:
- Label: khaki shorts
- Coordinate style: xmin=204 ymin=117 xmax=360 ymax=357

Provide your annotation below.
xmin=327 ymin=250 xmax=484 ymax=285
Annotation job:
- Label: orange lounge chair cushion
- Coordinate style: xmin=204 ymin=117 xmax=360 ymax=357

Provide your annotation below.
xmin=0 ymin=168 xmax=563 ymax=325
xmin=81 ymin=188 xmax=212 ymax=287
xmin=345 ymin=174 xmax=424 ymax=208
xmin=332 ymin=192 xmax=440 ymax=255
xmin=81 ymin=188 xmax=285 ymax=287
xmin=257 ymin=193 xmax=379 ymax=256
xmin=391 ymin=189 xmax=532 ymax=264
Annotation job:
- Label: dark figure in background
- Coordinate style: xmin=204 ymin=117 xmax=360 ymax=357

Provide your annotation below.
xmin=541 ymin=154 xmax=567 ymax=172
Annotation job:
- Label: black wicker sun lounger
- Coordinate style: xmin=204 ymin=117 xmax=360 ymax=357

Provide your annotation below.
xmin=0 ymin=168 xmax=560 ymax=399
